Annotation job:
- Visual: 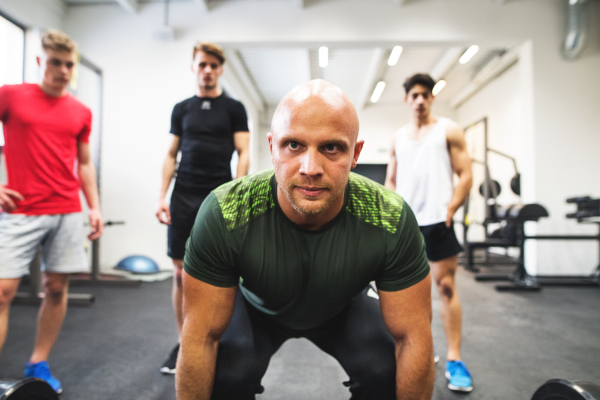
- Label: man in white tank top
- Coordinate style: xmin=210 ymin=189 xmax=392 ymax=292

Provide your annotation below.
xmin=385 ymin=74 xmax=474 ymax=392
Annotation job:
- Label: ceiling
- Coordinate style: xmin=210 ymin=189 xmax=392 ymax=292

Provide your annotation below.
xmin=230 ymin=44 xmax=507 ymax=110
xmin=61 ymin=0 xmax=511 ymax=110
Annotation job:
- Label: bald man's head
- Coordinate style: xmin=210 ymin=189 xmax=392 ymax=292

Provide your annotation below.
xmin=267 ymin=80 xmax=364 ymax=228
xmin=271 ymin=80 xmax=359 ymax=142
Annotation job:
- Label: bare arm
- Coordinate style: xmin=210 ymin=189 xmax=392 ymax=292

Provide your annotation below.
xmin=156 ymin=135 xmax=180 ymax=225
xmin=77 ymin=141 xmax=103 ymax=240
xmin=0 ymin=151 xmax=24 ymax=211
xmin=176 ymin=271 xmax=237 ymax=400
xmin=384 ymin=133 xmax=397 ymax=191
xmin=234 ymin=131 xmax=250 ymax=179
xmin=0 ymin=92 xmax=24 ymax=211
xmin=446 ymin=121 xmax=473 ymax=227
xmin=379 ymin=274 xmax=435 ymax=400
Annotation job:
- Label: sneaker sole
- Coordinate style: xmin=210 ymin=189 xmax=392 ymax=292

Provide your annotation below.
xmin=160 ymin=366 xmax=176 ymax=375
xmin=434 ymin=354 xmax=440 ymax=364
xmin=445 ymin=371 xmax=473 ymax=392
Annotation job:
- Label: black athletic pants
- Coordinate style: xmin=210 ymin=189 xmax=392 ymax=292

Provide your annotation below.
xmin=211 ymin=287 xmax=397 ymax=400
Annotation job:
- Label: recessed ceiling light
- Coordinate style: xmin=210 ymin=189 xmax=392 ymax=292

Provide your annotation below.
xmin=319 ymin=46 xmax=328 ymax=68
xmin=459 ymin=45 xmax=479 ymax=64
xmin=432 ymin=80 xmax=447 ymax=96
xmin=388 ymin=46 xmax=403 ymax=66
xmin=370 ymin=81 xmax=386 ymax=103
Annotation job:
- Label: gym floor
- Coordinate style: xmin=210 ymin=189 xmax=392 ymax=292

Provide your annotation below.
xmin=1 ymin=266 xmax=599 ymax=400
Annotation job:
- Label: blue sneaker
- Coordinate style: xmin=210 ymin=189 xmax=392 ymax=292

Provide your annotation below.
xmin=445 ymin=360 xmax=473 ymax=392
xmin=24 ymin=361 xmax=62 ymax=394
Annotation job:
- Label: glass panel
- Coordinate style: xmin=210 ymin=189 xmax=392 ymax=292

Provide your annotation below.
xmin=0 ymin=14 xmax=24 ymax=178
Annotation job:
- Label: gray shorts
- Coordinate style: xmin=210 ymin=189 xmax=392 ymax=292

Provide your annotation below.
xmin=0 ymin=213 xmax=88 ymax=279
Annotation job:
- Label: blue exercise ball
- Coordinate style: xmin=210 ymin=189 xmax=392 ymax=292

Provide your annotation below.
xmin=115 ymin=255 xmax=160 ymax=274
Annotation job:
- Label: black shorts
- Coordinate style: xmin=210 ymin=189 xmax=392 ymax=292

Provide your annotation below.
xmin=209 ymin=288 xmax=397 ymax=400
xmin=167 ymin=187 xmax=210 ymax=260
xmin=419 ymin=222 xmax=463 ymax=262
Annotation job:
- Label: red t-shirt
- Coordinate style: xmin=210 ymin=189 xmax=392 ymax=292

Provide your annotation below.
xmin=0 ymin=83 xmax=92 ymax=215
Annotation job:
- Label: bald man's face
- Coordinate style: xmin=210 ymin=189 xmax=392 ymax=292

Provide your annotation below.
xmin=268 ymin=95 xmax=363 ymax=224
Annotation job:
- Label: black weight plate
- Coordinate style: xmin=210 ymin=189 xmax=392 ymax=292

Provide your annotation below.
xmin=532 ymin=379 xmax=600 ymax=400
xmin=0 ymin=378 xmax=58 ymax=400
xmin=511 ymin=173 xmax=521 ymax=195
xmin=479 ymin=180 xmax=501 ymax=198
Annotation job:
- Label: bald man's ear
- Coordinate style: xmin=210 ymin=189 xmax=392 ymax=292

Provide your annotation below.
xmin=267 ymin=132 xmax=274 ymax=162
xmin=351 ymin=140 xmax=365 ymax=169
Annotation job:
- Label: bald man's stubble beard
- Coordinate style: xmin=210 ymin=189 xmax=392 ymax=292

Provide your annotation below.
xmin=280 ymin=180 xmax=346 ymax=216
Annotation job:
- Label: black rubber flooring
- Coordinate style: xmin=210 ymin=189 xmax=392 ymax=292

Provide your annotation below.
xmin=1 ymin=266 xmax=599 ymax=400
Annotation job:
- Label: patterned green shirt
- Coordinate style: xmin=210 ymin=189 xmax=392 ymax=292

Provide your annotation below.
xmin=184 ymin=170 xmax=429 ymax=330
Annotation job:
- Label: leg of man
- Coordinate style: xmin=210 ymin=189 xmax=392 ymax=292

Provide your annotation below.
xmin=431 ymin=255 xmax=462 ymax=361
xmin=307 ymin=288 xmax=397 ymax=400
xmin=172 ymin=259 xmax=184 ymax=336
xmin=0 ymin=278 xmax=22 ymax=354
xmin=0 ymin=214 xmax=51 ymax=355
xmin=29 ymin=272 xmax=69 ymax=363
xmin=211 ymin=292 xmax=288 ymax=400
xmin=23 ymin=213 xmax=86 ymax=394
xmin=432 ymin=255 xmax=473 ymax=392
xmin=162 ymin=188 xmax=210 ymax=374
xmin=30 ymin=213 xmax=87 ymax=362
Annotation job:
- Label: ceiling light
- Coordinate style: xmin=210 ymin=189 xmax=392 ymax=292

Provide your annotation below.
xmin=459 ymin=45 xmax=479 ymax=64
xmin=387 ymin=46 xmax=403 ymax=66
xmin=319 ymin=46 xmax=328 ymax=68
xmin=432 ymin=80 xmax=447 ymax=96
xmin=370 ymin=81 xmax=386 ymax=103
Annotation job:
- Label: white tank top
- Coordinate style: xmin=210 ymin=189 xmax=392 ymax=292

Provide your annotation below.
xmin=394 ymin=118 xmax=454 ymax=226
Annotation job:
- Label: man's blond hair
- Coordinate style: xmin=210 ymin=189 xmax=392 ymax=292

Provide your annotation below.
xmin=192 ymin=42 xmax=226 ymax=65
xmin=41 ymin=29 xmax=77 ymax=53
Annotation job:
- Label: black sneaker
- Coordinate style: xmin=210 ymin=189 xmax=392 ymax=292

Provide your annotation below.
xmin=160 ymin=343 xmax=180 ymax=375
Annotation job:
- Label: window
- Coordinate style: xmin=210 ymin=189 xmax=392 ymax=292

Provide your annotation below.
xmin=0 ymin=13 xmax=25 ymax=150
xmin=0 ymin=13 xmax=24 ymax=86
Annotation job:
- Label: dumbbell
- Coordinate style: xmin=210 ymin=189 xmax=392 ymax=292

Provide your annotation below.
xmin=532 ymin=378 xmax=600 ymax=400
xmin=0 ymin=378 xmax=58 ymax=400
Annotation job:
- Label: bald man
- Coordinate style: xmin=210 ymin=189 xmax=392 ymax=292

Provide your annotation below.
xmin=176 ymin=80 xmax=434 ymax=400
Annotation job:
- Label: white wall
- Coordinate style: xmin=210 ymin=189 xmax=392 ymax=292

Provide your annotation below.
xmin=456 ymin=62 xmax=525 ymax=242
xmin=454 ymin=31 xmax=600 ymax=276
xmin=454 ymin=55 xmax=538 ymax=267
xmin=65 ymin=22 xmax=262 ymax=270
xmin=59 ymin=4 xmax=270 ymax=271
xmin=0 ymin=0 xmax=64 ymax=31
xmin=528 ymin=3 xmax=600 ymax=276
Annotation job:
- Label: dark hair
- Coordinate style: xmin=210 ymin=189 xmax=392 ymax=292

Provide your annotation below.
xmin=403 ymin=73 xmax=436 ymax=94
xmin=192 ymin=42 xmax=226 ymax=65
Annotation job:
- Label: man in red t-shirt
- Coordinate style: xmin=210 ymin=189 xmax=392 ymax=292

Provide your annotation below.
xmin=0 ymin=30 xmax=103 ymax=394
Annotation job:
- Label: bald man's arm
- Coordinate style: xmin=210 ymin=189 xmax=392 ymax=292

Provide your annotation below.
xmin=176 ymin=272 xmax=236 ymax=400
xmin=379 ymin=274 xmax=435 ymax=400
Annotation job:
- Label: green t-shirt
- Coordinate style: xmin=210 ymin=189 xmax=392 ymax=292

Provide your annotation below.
xmin=184 ymin=170 xmax=430 ymax=330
